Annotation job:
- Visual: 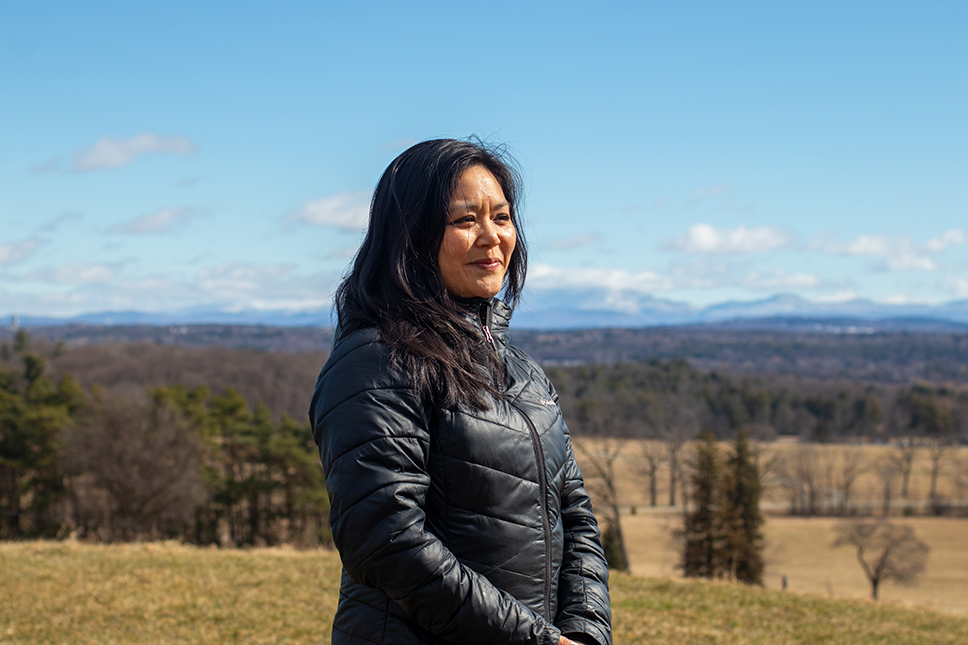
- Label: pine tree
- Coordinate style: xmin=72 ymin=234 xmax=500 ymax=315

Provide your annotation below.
xmin=680 ymin=431 xmax=726 ymax=578
xmin=723 ymin=429 xmax=764 ymax=584
xmin=680 ymin=429 xmax=764 ymax=583
xmin=0 ymin=348 xmax=85 ymax=537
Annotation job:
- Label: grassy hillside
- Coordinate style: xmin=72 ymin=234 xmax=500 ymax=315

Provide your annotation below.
xmin=3 ymin=542 xmax=967 ymax=644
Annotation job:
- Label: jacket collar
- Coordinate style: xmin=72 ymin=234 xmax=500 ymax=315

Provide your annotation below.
xmin=453 ymin=296 xmax=512 ymax=360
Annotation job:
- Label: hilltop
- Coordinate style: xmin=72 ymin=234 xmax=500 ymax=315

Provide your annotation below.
xmin=2 ymin=541 xmax=966 ymax=644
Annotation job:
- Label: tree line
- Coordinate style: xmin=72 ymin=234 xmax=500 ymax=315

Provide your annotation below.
xmin=546 ymin=358 xmax=968 ymax=444
xmin=1 ymin=331 xmax=329 ymax=544
xmin=551 ymin=359 xmax=967 ymax=518
xmin=4 ymin=330 xmax=966 ymax=547
xmin=513 ymin=325 xmax=968 ymax=384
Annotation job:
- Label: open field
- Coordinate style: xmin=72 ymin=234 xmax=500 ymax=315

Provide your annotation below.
xmin=571 ymin=438 xmax=968 ymax=513
xmin=622 ymin=514 xmax=968 ymax=615
xmin=3 ymin=541 xmax=968 ymax=645
xmin=571 ymin=438 xmax=968 ymax=615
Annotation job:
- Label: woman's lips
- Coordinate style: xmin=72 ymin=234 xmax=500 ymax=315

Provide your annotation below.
xmin=471 ymin=259 xmax=502 ymax=270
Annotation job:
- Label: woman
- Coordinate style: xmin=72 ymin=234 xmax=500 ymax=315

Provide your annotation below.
xmin=309 ymin=139 xmax=611 ymax=645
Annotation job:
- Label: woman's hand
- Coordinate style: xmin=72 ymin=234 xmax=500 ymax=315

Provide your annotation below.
xmin=559 ymin=637 xmax=587 ymax=645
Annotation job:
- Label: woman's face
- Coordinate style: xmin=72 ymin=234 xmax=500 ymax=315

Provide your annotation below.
xmin=438 ymin=165 xmax=517 ymax=299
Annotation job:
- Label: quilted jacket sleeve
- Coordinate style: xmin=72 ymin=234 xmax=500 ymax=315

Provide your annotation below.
xmin=550 ymin=391 xmax=612 ymax=645
xmin=310 ymin=332 xmax=562 ymax=645
xmin=555 ymin=422 xmax=612 ymax=645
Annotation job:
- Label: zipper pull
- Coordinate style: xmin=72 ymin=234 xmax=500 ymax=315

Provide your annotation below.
xmin=482 ymin=324 xmax=495 ymax=347
xmin=479 ymin=299 xmax=495 ymax=347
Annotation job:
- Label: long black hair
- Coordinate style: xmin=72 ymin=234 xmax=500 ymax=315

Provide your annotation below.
xmin=334 ymin=138 xmax=528 ymax=409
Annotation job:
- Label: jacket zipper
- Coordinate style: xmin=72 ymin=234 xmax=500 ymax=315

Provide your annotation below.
xmin=478 ymin=299 xmax=495 ymax=347
xmin=478 ymin=300 xmax=553 ymax=619
xmin=510 ymin=400 xmax=554 ymax=620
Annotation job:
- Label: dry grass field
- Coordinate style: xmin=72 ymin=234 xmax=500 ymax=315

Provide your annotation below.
xmin=1 ymin=439 xmax=964 ymax=642
xmin=621 ymin=514 xmax=968 ymax=615
xmin=3 ymin=541 xmax=968 ymax=645
xmin=0 ymin=541 xmax=343 ymax=645
xmin=570 ymin=438 xmax=968 ymax=615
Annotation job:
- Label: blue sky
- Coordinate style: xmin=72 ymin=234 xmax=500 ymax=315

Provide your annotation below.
xmin=2 ymin=1 xmax=966 ymax=318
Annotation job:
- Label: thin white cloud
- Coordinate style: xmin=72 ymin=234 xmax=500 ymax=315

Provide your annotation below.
xmin=840 ymin=235 xmax=894 ymax=256
xmin=193 ymin=264 xmax=337 ymax=312
xmin=830 ymin=230 xmax=966 ymax=272
xmin=666 ymin=259 xmax=735 ymax=283
xmin=667 ymin=223 xmax=794 ymax=255
xmin=196 ymin=263 xmax=295 ymax=293
xmin=814 ymin=290 xmax=858 ymax=304
xmin=294 ymin=191 xmax=370 ymax=231
xmin=529 ymin=263 xmax=674 ymax=292
xmin=0 ymin=239 xmax=41 ymax=266
xmin=236 ymin=297 xmax=333 ymax=312
xmin=26 ymin=262 xmax=117 ymax=285
xmin=883 ymin=293 xmax=931 ymax=305
xmin=924 ymin=229 xmax=967 ymax=253
xmin=0 ymin=263 xmax=340 ymax=318
xmin=943 ymin=276 xmax=968 ymax=298
xmin=110 ymin=207 xmax=198 ymax=234
xmin=740 ymin=269 xmax=819 ymax=290
xmin=885 ymin=255 xmax=936 ymax=271
xmin=528 ymin=260 xmax=832 ymax=299
xmin=72 ymin=133 xmax=196 ymax=171
xmin=550 ymin=233 xmax=602 ymax=251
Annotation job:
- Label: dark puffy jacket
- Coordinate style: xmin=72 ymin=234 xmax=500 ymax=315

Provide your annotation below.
xmin=309 ymin=299 xmax=611 ymax=645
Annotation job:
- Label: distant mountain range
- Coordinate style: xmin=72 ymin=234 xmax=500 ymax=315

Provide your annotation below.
xmin=7 ymin=292 xmax=968 ymax=332
xmin=511 ymin=291 xmax=968 ymax=330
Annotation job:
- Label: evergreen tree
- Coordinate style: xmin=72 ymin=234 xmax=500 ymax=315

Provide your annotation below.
xmin=680 ymin=431 xmax=726 ymax=578
xmin=0 ymin=349 xmax=85 ymax=537
xmin=722 ymin=429 xmax=764 ymax=584
xmin=152 ymin=384 xmax=330 ymax=547
xmin=680 ymin=429 xmax=765 ymax=583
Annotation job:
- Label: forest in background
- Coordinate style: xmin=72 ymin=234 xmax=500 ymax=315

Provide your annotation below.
xmin=7 ymin=321 xmax=968 ymax=384
xmin=2 ymin=325 xmax=967 ymax=546
xmin=1 ymin=331 xmax=329 ymax=545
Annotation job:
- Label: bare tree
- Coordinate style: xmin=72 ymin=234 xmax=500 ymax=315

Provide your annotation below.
xmin=835 ymin=446 xmax=866 ymax=516
xmin=667 ymin=432 xmax=684 ymax=507
xmin=926 ymin=438 xmax=953 ymax=511
xmin=571 ymin=397 xmax=632 ymax=571
xmin=646 ymin=392 xmax=700 ymax=507
xmin=51 ymin=342 xmax=330 ymax=422
xmin=65 ymin=386 xmax=206 ymax=540
xmin=953 ymin=454 xmax=968 ymax=507
xmin=792 ymin=407 xmax=819 ymax=442
xmin=750 ymin=439 xmax=783 ymax=497
xmin=875 ymin=458 xmax=899 ymax=517
xmin=575 ymin=434 xmax=630 ymax=572
xmin=784 ymin=445 xmax=825 ymax=516
xmin=890 ymin=440 xmax=918 ymax=499
xmin=832 ymin=520 xmax=929 ymax=600
xmin=635 ymin=441 xmax=666 ymax=507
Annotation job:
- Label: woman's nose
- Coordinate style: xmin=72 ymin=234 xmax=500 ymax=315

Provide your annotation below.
xmin=476 ymin=220 xmax=501 ymax=246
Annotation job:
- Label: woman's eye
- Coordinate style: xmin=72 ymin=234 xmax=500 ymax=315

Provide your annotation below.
xmin=451 ymin=216 xmax=475 ymax=226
